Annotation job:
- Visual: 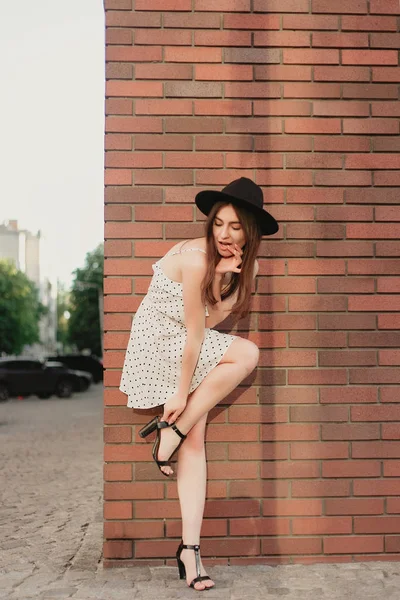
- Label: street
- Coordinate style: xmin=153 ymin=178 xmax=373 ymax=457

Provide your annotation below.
xmin=0 ymin=385 xmax=104 ymax=598
xmin=1 ymin=385 xmax=400 ymax=600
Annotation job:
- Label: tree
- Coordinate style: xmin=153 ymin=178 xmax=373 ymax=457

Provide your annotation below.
xmin=67 ymin=244 xmax=103 ymax=357
xmin=0 ymin=259 xmax=47 ymax=355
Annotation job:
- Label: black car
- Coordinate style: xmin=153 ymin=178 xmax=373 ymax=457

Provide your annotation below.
xmin=44 ymin=361 xmax=93 ymax=392
xmin=45 ymin=354 xmax=103 ymax=383
xmin=0 ymin=358 xmax=92 ymax=402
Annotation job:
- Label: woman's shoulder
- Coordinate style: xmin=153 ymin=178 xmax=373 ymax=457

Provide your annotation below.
xmin=180 ymin=237 xmax=207 ymax=253
xmin=165 ymin=237 xmax=207 ymax=257
xmin=179 ymin=238 xmax=208 ymax=269
xmin=160 ymin=238 xmax=208 ymax=284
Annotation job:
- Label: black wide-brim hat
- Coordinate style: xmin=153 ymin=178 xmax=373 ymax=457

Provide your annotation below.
xmin=195 ymin=177 xmax=279 ymax=236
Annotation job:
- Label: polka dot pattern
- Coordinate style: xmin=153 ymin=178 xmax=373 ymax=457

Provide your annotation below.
xmin=119 ymin=248 xmax=237 ymax=409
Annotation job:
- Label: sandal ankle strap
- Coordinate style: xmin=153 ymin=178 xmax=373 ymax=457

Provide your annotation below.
xmin=172 ymin=423 xmax=186 ymax=440
xmin=181 ymin=542 xmax=201 ymax=579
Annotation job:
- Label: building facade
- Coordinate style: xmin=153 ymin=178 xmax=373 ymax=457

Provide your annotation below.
xmin=104 ymin=0 xmax=400 ymax=566
xmin=0 ymin=219 xmax=57 ymax=357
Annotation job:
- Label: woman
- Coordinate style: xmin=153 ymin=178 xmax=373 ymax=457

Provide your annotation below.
xmin=119 ymin=177 xmax=279 ymax=591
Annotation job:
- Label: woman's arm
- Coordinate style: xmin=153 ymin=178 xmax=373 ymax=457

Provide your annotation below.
xmin=163 ymin=253 xmax=222 ymax=424
xmin=176 ymin=256 xmax=208 ymax=398
xmin=212 ymin=272 xmax=224 ymax=304
xmin=253 ymin=259 xmax=259 ymax=278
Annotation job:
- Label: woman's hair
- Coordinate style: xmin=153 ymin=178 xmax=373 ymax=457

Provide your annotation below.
xmin=201 ymin=201 xmax=262 ymax=320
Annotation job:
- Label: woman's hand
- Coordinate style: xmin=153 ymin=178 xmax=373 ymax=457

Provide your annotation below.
xmin=215 ymin=243 xmax=243 ymax=275
xmin=162 ymin=392 xmax=187 ymax=425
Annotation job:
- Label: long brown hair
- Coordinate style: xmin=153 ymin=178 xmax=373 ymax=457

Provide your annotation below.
xmin=201 ymin=201 xmax=262 ymax=320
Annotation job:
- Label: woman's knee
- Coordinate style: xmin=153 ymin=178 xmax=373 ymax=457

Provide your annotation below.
xmin=243 ymin=340 xmax=259 ymax=374
xmin=223 ymin=338 xmax=259 ymax=374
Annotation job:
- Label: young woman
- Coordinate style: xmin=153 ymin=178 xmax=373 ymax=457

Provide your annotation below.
xmin=119 ymin=177 xmax=279 ymax=591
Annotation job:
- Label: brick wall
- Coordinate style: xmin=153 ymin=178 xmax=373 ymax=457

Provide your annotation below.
xmin=103 ymin=0 xmax=400 ymax=566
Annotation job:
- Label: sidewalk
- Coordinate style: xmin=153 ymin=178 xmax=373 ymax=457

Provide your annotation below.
xmin=5 ymin=549 xmax=400 ymax=600
xmin=1 ymin=390 xmax=400 ymax=599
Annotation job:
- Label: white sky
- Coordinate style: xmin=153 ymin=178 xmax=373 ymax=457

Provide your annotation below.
xmin=0 ymin=1 xmax=105 ymax=288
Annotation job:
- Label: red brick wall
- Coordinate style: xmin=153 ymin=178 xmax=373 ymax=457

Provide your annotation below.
xmin=103 ymin=0 xmax=400 ymax=566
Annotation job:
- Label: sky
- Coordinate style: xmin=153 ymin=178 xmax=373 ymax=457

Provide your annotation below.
xmin=0 ymin=1 xmax=105 ymax=288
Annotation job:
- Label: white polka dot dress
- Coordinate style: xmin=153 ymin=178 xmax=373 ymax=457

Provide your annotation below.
xmin=119 ymin=248 xmax=237 ymax=409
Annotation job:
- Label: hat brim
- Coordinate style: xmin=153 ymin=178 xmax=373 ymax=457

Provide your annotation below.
xmin=195 ymin=190 xmax=279 ymax=236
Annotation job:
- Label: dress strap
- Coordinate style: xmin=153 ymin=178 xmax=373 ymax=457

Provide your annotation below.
xmin=167 ymin=242 xmax=206 ymax=257
xmin=180 ymin=248 xmax=206 ymax=255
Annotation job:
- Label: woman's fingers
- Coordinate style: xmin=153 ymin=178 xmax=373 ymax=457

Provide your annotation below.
xmin=167 ymin=410 xmax=177 ymax=424
xmin=234 ymin=247 xmax=242 ymax=265
xmin=168 ymin=413 xmax=178 ymax=425
xmin=162 ymin=407 xmax=172 ymax=421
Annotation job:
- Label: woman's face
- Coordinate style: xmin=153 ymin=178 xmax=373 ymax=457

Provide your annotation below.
xmin=212 ymin=204 xmax=246 ymax=256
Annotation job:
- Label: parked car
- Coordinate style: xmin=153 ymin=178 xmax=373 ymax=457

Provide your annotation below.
xmin=45 ymin=354 xmax=103 ymax=383
xmin=44 ymin=361 xmax=93 ymax=392
xmin=0 ymin=358 xmax=92 ymax=402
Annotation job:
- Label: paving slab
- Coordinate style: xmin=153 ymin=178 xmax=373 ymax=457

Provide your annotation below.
xmin=1 ymin=388 xmax=400 ymax=599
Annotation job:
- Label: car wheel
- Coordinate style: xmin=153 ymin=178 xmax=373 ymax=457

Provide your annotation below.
xmin=56 ymin=379 xmax=74 ymax=398
xmin=0 ymin=384 xmax=9 ymax=402
xmin=38 ymin=393 xmax=52 ymax=399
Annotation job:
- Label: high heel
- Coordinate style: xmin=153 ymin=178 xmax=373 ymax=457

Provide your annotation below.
xmin=138 ymin=416 xmax=159 ymax=438
xmin=176 ymin=540 xmax=214 ymax=590
xmin=139 ymin=416 xmax=186 ymax=477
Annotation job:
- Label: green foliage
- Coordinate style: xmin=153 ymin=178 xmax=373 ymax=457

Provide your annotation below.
xmin=0 ymin=259 xmax=47 ymax=355
xmin=67 ymin=243 xmax=104 ymax=357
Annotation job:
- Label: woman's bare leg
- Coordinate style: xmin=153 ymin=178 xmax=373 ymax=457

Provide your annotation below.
xmin=157 ymin=338 xmax=259 ymax=475
xmin=155 ymin=338 xmax=259 ymax=588
xmin=176 ymin=412 xmax=213 ymax=590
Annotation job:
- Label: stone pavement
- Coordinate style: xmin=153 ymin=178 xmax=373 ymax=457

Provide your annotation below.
xmin=1 ymin=386 xmax=400 ymax=599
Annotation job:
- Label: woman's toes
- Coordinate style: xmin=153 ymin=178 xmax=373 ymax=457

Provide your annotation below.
xmin=194 ymin=582 xmax=206 ymax=591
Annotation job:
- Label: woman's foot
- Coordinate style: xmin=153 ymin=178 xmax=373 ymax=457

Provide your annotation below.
xmin=157 ymin=423 xmax=184 ymax=476
xmin=180 ymin=547 xmax=215 ymax=590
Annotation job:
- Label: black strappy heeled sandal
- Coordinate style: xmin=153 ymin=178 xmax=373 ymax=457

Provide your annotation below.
xmin=139 ymin=416 xmax=186 ymax=477
xmin=176 ymin=540 xmax=214 ymax=591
